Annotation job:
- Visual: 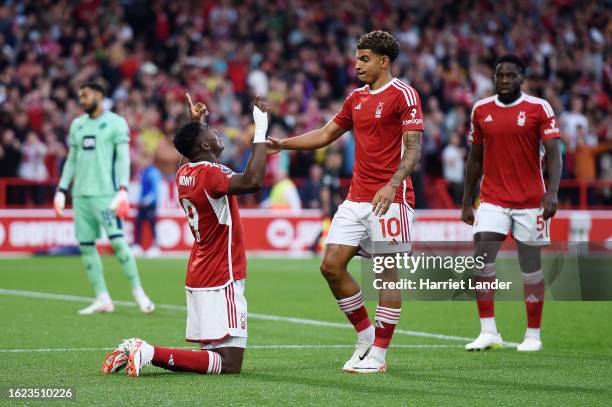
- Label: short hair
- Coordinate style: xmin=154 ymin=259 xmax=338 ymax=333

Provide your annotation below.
xmin=173 ymin=122 xmax=206 ymax=159
xmin=79 ymin=80 xmax=107 ymax=96
xmin=495 ymin=54 xmax=526 ymax=75
xmin=357 ymin=30 xmax=400 ymax=62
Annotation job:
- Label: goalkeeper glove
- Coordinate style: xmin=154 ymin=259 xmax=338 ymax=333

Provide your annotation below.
xmin=110 ymin=188 xmax=130 ymax=218
xmin=53 ymin=188 xmax=67 ymax=217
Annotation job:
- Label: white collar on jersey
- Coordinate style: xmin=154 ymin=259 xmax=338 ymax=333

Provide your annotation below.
xmin=494 ymin=92 xmax=525 ymax=107
xmin=367 ymin=77 xmax=397 ymax=94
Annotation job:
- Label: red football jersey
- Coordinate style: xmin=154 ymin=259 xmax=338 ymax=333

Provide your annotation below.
xmin=333 ymin=78 xmax=424 ymax=206
xmin=176 ymin=161 xmax=246 ymax=289
xmin=469 ymin=93 xmax=561 ymax=208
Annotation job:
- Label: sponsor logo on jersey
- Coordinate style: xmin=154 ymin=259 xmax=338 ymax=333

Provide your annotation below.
xmin=484 ymin=114 xmax=493 ymax=122
xmin=517 ymin=111 xmax=526 ymax=127
xmin=544 ymin=119 xmax=560 ymax=135
xmin=82 ymin=135 xmax=96 ymax=150
xmin=375 ymin=102 xmax=384 ymax=119
xmin=403 ymin=118 xmax=423 ymax=126
xmin=354 ymin=103 xmax=361 ymax=110
xmin=178 ymin=175 xmax=195 ymax=187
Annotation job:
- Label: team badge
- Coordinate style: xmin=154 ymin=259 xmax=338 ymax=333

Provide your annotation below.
xmin=517 ymin=111 xmax=526 ymax=126
xmin=375 ymin=102 xmax=384 ymax=119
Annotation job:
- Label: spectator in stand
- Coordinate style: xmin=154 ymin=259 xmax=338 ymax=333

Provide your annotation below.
xmin=0 ymin=129 xmax=21 ymax=178
xmin=560 ymin=97 xmax=594 ymax=151
xmin=133 ymin=152 xmax=162 ymax=257
xmin=441 ymin=133 xmax=465 ymax=205
xmin=261 ymin=170 xmax=301 ymax=212
xmin=299 ymin=164 xmax=323 ymax=209
xmin=0 ymin=1 xmax=609 ymax=209
xmin=17 ymin=131 xmax=48 ymax=205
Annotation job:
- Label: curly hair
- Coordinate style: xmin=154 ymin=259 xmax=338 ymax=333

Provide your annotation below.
xmin=173 ymin=122 xmax=206 ymax=159
xmin=356 ymin=30 xmax=400 ymax=62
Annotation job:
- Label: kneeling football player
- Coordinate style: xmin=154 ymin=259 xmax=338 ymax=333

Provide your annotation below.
xmin=102 ymin=94 xmax=269 ymax=375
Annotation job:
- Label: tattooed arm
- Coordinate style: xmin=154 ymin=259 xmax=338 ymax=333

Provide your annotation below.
xmin=372 ymin=131 xmax=423 ymax=216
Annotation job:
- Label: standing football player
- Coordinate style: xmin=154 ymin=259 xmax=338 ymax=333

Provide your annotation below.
xmin=54 ymin=81 xmax=155 ymax=315
xmin=461 ymin=54 xmax=562 ymax=352
xmin=267 ymin=30 xmax=423 ymax=373
xmin=102 ymin=94 xmax=269 ymax=376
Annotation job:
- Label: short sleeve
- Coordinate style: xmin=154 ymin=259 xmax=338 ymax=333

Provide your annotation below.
xmin=333 ymin=92 xmax=354 ymax=130
xmin=468 ymin=106 xmax=483 ymax=145
xmin=114 ymin=117 xmax=130 ymax=144
xmin=204 ymin=165 xmax=233 ymax=198
xmin=539 ymin=103 xmax=561 ymax=141
xmin=396 ymin=86 xmax=424 ymax=132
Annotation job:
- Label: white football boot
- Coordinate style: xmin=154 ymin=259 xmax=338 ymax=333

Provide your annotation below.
xmin=125 ymin=338 xmax=154 ymax=377
xmin=465 ymin=331 xmax=503 ymax=351
xmin=101 ymin=339 xmax=130 ymax=374
xmin=342 ymin=337 xmax=373 ymax=372
xmin=351 ymin=352 xmax=387 ymax=374
xmin=133 ymin=288 xmax=155 ymax=314
xmin=78 ymin=300 xmax=114 ymax=315
xmin=517 ymin=335 xmax=543 ymax=352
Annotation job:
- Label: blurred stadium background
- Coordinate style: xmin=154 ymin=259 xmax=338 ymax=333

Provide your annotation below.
xmin=0 ymin=0 xmax=610 ymax=255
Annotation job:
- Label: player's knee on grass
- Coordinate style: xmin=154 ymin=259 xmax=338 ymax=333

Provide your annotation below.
xmin=517 ymin=242 xmax=542 ymax=273
xmin=216 ymin=347 xmax=244 ymax=374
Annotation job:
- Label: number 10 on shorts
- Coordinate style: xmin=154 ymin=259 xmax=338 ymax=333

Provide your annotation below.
xmin=379 ymin=217 xmax=401 ymax=238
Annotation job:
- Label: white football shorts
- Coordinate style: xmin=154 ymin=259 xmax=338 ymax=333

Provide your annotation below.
xmin=326 ymin=200 xmax=413 ymax=254
xmin=473 ymin=202 xmax=550 ymax=246
xmin=186 ymin=279 xmax=247 ymax=349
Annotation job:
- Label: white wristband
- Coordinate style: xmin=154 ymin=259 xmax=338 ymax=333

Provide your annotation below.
xmin=253 ymin=105 xmax=268 ymax=143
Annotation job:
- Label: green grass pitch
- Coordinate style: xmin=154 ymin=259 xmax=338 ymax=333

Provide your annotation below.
xmin=1 ymin=256 xmax=611 ymax=406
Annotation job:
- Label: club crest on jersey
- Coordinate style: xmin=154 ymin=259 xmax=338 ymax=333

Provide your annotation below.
xmin=82 ymin=135 xmax=96 ymax=150
xmin=517 ymin=111 xmax=526 ymax=127
xmin=375 ymin=102 xmax=384 ymax=119
xmin=354 ymin=103 xmax=361 ymax=110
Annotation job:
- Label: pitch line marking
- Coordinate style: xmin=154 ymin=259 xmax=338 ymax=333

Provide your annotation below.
xmin=0 ymin=344 xmax=464 ymax=353
xmin=0 ymin=288 xmax=519 ymax=347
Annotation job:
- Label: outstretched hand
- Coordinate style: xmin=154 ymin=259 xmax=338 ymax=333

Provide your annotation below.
xmin=265 ymin=138 xmax=283 ymax=154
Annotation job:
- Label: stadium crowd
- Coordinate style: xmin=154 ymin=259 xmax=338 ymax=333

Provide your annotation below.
xmin=0 ymin=0 xmax=610 ymax=208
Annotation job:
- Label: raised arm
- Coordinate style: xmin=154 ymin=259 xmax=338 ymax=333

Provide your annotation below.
xmin=266 ymin=118 xmax=346 ymax=153
xmin=228 ymin=96 xmax=269 ymax=195
xmin=371 ymin=130 xmax=422 ymax=216
xmin=461 ymin=143 xmax=484 ymax=225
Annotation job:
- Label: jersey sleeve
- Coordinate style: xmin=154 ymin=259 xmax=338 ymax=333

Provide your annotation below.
xmin=333 ymin=92 xmax=354 ymax=130
xmin=68 ymin=120 xmax=78 ymax=147
xmin=468 ymin=106 xmax=483 ymax=145
xmin=114 ymin=116 xmax=130 ymax=144
xmin=539 ymin=102 xmax=561 ymax=141
xmin=396 ymin=87 xmax=424 ymax=132
xmin=203 ymin=165 xmax=233 ymax=199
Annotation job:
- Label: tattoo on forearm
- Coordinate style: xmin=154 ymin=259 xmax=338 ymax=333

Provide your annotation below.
xmin=389 ymin=132 xmax=422 ymax=188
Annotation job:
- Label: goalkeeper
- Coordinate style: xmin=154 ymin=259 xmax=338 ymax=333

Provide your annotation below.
xmin=54 ymin=81 xmax=155 ymax=315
